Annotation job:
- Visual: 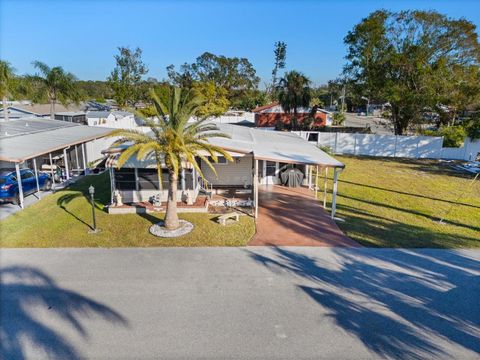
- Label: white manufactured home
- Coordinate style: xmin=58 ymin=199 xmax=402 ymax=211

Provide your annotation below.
xmin=105 ymin=124 xmax=345 ymax=217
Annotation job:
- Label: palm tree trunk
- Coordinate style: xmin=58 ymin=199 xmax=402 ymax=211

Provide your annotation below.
xmin=2 ymin=96 xmax=8 ymax=121
xmin=164 ymin=170 xmax=180 ymax=230
xmin=50 ymin=99 xmax=55 ymax=119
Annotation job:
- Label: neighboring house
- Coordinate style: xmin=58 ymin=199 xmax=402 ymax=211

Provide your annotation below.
xmin=105 ymin=123 xmax=344 ymax=218
xmin=253 ymin=103 xmax=333 ymax=128
xmin=86 ymin=111 xmax=137 ymax=129
xmin=0 ymin=106 xmax=42 ymax=120
xmin=55 ymin=112 xmax=87 ymax=124
xmin=1 ymin=101 xmax=111 ymax=121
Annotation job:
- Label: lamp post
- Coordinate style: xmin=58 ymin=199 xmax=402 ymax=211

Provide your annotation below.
xmin=89 ymin=185 xmax=97 ymax=232
xmin=361 ymin=96 xmax=370 ymax=116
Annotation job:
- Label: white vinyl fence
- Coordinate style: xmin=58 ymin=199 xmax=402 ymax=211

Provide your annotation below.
xmin=294 ymin=131 xmax=480 ymax=161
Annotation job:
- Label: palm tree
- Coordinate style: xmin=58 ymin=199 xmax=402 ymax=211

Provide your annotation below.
xmin=30 ymin=61 xmax=80 ymax=119
xmin=111 ymin=86 xmax=232 ymax=230
xmin=0 ymin=60 xmax=16 ymax=121
xmin=277 ymin=70 xmax=311 ymax=117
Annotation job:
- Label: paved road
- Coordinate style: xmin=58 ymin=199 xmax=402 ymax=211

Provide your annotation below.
xmin=1 ymin=247 xmax=479 ymax=359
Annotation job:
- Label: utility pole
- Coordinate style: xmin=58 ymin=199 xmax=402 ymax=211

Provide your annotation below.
xmin=341 ymin=86 xmax=346 ymax=113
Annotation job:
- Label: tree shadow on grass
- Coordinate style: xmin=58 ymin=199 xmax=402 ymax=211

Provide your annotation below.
xmin=338 ymin=179 xmax=480 ymax=210
xmin=56 ymin=192 xmax=105 ymax=230
xmin=339 ymin=193 xmax=480 ymax=233
xmin=248 ymin=247 xmax=480 ymax=359
xmin=0 ymin=266 xmax=128 ymax=360
xmin=335 ymin=203 xmax=480 ymax=248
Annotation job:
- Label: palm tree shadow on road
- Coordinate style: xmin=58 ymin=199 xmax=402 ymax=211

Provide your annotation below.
xmin=0 ymin=266 xmax=129 ymax=360
xmin=248 ymin=247 xmax=480 ymax=359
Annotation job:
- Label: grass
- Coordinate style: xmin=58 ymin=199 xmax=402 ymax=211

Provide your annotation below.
xmin=329 ymin=156 xmax=480 ymax=248
xmin=1 ymin=157 xmax=479 ymax=249
xmin=0 ymin=172 xmax=255 ymax=248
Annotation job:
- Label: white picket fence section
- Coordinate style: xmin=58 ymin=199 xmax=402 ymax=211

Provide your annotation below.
xmin=294 ymin=131 xmax=480 ymax=161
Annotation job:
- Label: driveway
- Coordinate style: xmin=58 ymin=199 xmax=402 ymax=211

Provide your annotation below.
xmin=1 ymin=247 xmax=478 ymax=359
xmin=250 ymin=185 xmax=360 ymax=246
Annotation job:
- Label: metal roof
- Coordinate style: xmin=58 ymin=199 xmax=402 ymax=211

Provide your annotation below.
xmin=108 ymin=123 xmax=344 ymax=168
xmin=86 ymin=111 xmax=112 ymax=118
xmin=0 ymin=118 xmax=114 ymax=163
xmin=213 ymin=124 xmax=344 ymax=167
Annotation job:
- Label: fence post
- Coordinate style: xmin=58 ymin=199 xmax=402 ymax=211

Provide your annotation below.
xmin=353 ymin=133 xmax=357 ymax=155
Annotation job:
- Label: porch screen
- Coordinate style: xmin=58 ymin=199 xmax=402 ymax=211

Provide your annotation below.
xmin=138 ymin=169 xmax=168 ymax=190
xmin=114 ymin=169 xmax=136 ymax=190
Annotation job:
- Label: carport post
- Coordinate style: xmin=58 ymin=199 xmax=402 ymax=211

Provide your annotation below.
xmin=81 ymin=143 xmax=87 ymax=170
xmin=74 ymin=145 xmax=80 ymax=176
xmin=181 ymin=169 xmax=186 ymax=191
xmin=254 ymin=159 xmax=259 ymax=219
xmin=323 ymin=167 xmax=328 ymax=209
xmin=315 ymin=166 xmax=319 ymax=199
xmin=49 ymin=153 xmax=56 ymax=187
xmin=15 ymin=163 xmax=24 ymax=208
xmin=33 ymin=158 xmax=40 ymax=192
xmin=307 ymin=165 xmax=313 ymax=189
xmin=331 ymin=168 xmax=339 ymax=219
xmin=63 ymin=148 xmax=70 ymax=180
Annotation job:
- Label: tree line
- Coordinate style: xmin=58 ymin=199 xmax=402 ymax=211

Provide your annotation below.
xmin=1 ymin=9 xmax=479 ymax=138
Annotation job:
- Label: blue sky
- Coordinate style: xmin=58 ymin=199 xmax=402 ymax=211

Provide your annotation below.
xmin=1 ymin=0 xmax=479 ymax=86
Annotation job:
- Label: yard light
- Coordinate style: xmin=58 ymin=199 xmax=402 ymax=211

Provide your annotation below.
xmin=88 ymin=185 xmax=98 ymax=233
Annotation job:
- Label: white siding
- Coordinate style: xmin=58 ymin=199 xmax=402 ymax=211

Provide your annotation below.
xmin=85 ymin=137 xmax=117 ymax=163
xmin=201 ymin=155 xmax=253 ymax=186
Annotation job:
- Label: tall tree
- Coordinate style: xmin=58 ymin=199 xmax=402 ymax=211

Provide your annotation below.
xmin=111 ymin=87 xmax=232 ymax=230
xmin=192 ymin=81 xmax=230 ymax=118
xmin=108 ymin=47 xmax=148 ymax=108
xmin=271 ymin=41 xmax=287 ymax=94
xmin=0 ymin=60 xmax=16 ymax=121
xmin=277 ymin=70 xmax=311 ymax=116
xmin=30 ymin=61 xmax=80 ymax=119
xmin=167 ymin=52 xmax=260 ymax=110
xmin=343 ymin=10 xmax=480 ymax=135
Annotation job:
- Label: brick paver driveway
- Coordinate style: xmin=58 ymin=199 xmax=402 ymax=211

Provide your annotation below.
xmin=249 ymin=185 xmax=360 ymax=247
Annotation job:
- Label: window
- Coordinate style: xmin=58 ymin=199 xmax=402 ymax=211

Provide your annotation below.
xmin=21 ymin=171 xmax=34 ymax=180
xmin=266 ymin=161 xmax=276 ymax=176
xmin=208 ymin=156 xmax=228 ymax=165
xmin=114 ymin=169 xmax=136 ymax=190
xmin=138 ymin=169 xmax=163 ymax=190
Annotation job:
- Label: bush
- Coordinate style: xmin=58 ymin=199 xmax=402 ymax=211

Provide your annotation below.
xmin=275 ymin=118 xmax=285 ymax=131
xmin=333 ymin=112 xmax=346 ymax=126
xmin=465 ymin=115 xmax=480 ymax=140
xmin=424 ymin=126 xmax=467 ymax=147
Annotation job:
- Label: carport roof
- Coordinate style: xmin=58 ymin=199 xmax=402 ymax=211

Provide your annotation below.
xmin=0 ymin=118 xmax=114 ymax=163
xmin=211 ymin=124 xmax=344 ymax=168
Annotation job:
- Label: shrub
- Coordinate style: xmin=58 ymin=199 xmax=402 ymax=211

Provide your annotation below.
xmin=424 ymin=126 xmax=467 ymax=147
xmin=465 ymin=114 xmax=480 ymax=140
xmin=332 ymin=112 xmax=346 ymax=126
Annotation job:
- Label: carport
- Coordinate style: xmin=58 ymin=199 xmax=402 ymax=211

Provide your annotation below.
xmin=207 ymin=124 xmax=346 ymax=220
xmin=0 ymin=118 xmax=113 ymax=208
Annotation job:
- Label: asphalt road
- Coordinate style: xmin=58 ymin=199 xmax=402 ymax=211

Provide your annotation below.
xmin=1 ymin=247 xmax=479 ymax=359
xmin=344 ymin=113 xmax=393 ymax=135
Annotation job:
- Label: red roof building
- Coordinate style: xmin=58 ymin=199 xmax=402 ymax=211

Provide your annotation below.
xmin=252 ymin=103 xmax=332 ymax=128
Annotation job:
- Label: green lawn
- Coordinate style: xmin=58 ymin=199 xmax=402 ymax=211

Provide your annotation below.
xmin=330 ymin=156 xmax=480 ymax=248
xmin=0 ymin=173 xmax=255 ymax=247
xmin=1 ymin=157 xmax=479 ymax=248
